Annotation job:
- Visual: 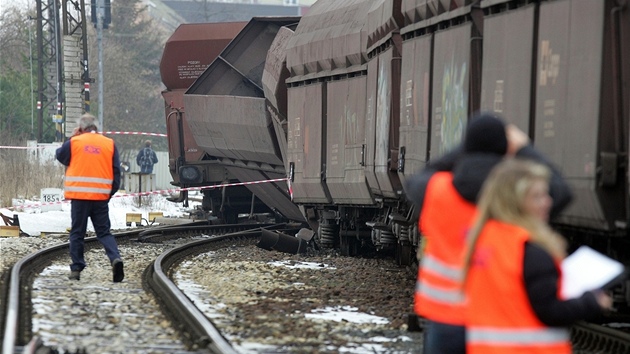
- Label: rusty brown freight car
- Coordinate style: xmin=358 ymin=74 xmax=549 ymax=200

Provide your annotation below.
xmin=285 ymin=0 xmax=414 ymax=259
xmin=161 ymin=22 xmax=279 ymax=222
xmin=161 ymin=22 xmax=246 ymax=185
xmin=479 ymin=0 xmax=630 ymax=241
xmin=184 ymin=18 xmax=305 ymax=222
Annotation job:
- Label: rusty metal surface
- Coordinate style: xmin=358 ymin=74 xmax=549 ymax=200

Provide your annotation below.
xmin=367 ymin=0 xmax=404 ymax=53
xmin=430 ymin=22 xmax=473 ymax=160
xmin=160 ymin=22 xmax=246 ymax=90
xmin=326 ymin=76 xmax=373 ymax=205
xmin=286 ymin=0 xmax=371 ymax=82
xmin=479 ymin=3 xmax=536 ymax=130
xmin=373 ymin=48 xmax=402 ymax=199
xmin=535 ymin=0 xmax=602 ymax=179
xmin=401 ymin=0 xmax=473 ymax=27
xmin=534 ymin=0 xmax=618 ymax=230
xmin=184 ymin=18 xmax=299 ymax=171
xmin=162 ymin=90 xmax=204 ymax=178
xmin=261 ymin=25 xmax=294 ymax=175
xmin=287 ymin=83 xmax=330 ymax=204
xmin=225 ymin=167 xmax=305 ymax=222
xmin=364 ymin=58 xmax=381 ymax=195
xmin=184 ymin=95 xmax=283 ymax=166
xmin=188 ymin=18 xmax=299 ymax=96
xmin=262 ymin=26 xmax=295 ymax=119
xmin=401 ymin=0 xmax=430 ymax=25
xmin=398 ymin=33 xmax=432 ymax=184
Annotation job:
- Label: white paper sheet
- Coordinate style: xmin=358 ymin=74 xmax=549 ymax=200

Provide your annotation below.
xmin=560 ymin=246 xmax=625 ymax=299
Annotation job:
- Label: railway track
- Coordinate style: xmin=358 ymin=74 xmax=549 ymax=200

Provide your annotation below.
xmin=0 ymin=222 xmax=284 ymax=354
xmin=2 ymin=221 xmax=629 ymax=354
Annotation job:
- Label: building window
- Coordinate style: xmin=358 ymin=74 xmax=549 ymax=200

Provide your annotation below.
xmin=284 ymin=0 xmax=298 ymax=5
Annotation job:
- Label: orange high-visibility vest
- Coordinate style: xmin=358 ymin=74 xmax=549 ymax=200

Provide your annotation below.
xmin=64 ymin=132 xmax=115 ymax=201
xmin=466 ymin=220 xmax=571 ymax=354
xmin=415 ymin=172 xmax=476 ymax=325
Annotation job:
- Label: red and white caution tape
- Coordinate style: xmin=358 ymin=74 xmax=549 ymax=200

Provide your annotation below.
xmin=0 ymin=131 xmax=165 ymax=150
xmin=0 ymin=146 xmax=47 ymax=150
xmin=103 ymin=131 xmax=167 ymax=137
xmin=3 ymin=177 xmax=288 ymax=211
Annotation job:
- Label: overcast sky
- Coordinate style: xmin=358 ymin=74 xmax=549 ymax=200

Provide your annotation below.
xmin=0 ymin=0 xmax=32 ymax=12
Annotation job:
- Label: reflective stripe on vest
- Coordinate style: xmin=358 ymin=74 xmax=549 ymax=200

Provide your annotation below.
xmin=468 ymin=327 xmax=570 ymax=346
xmin=414 ymin=172 xmax=475 ymax=324
xmin=65 ymin=176 xmax=114 ymax=185
xmin=64 ymin=186 xmax=113 ymax=194
xmin=415 ymin=278 xmax=465 ymax=304
xmin=415 ymin=253 xmax=465 ymax=304
xmin=421 ymin=253 xmax=463 ymax=282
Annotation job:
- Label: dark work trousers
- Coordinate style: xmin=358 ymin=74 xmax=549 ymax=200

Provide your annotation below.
xmin=69 ymin=199 xmax=121 ymax=271
xmin=423 ymin=320 xmax=466 ymax=354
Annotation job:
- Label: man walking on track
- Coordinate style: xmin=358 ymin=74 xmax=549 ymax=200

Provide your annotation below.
xmin=56 ymin=113 xmax=124 ymax=283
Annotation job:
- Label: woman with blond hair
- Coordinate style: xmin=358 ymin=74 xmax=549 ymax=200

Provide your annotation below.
xmin=463 ymin=159 xmax=611 ymax=354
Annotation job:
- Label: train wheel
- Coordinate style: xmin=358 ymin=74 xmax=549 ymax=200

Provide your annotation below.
xmin=340 ymin=236 xmax=357 ymax=256
xmin=396 ymin=243 xmax=413 ymax=266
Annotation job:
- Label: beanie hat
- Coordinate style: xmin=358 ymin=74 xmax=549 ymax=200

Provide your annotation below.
xmin=463 ymin=112 xmax=508 ymax=155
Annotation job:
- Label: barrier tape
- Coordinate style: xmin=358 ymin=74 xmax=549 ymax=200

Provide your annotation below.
xmin=2 ymin=177 xmax=288 ymax=211
xmin=103 ymin=131 xmax=167 ymax=137
xmin=0 ymin=146 xmax=46 ymax=150
xmin=0 ymin=131 xmax=166 ymax=150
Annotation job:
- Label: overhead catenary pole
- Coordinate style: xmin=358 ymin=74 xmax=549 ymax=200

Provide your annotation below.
xmin=28 ymin=16 xmax=35 ymax=137
xmin=97 ymin=0 xmax=104 ymax=130
xmin=53 ymin=0 xmax=64 ymax=142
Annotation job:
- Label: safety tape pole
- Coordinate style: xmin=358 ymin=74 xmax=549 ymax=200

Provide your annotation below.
xmin=2 ymin=178 xmax=289 ymax=211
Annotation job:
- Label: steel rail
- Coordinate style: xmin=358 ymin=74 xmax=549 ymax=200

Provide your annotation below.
xmin=144 ymin=225 xmax=294 ymax=354
xmin=1 ymin=229 xmax=140 ymax=354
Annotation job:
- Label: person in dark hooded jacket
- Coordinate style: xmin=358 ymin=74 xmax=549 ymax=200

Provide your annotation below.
xmin=136 ymin=140 xmax=158 ymax=174
xmin=406 ymin=112 xmax=575 ymax=354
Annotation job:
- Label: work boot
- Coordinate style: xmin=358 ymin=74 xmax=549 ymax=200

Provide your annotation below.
xmin=112 ymin=258 xmax=124 ymax=282
xmin=68 ymin=270 xmax=81 ymax=280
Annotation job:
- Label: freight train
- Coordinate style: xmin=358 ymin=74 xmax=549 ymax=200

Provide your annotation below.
xmin=162 ymin=0 xmax=630 ymax=301
xmin=160 ymin=22 xmax=288 ymax=223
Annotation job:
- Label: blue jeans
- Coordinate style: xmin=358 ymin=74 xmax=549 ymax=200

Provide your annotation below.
xmin=423 ymin=320 xmax=465 ymax=354
xmin=69 ymin=200 xmax=121 ymax=271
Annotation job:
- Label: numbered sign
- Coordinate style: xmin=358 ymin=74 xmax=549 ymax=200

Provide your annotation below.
xmin=40 ymin=188 xmax=63 ymax=212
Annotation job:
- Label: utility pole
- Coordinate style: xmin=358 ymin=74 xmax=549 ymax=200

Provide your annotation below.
xmin=53 ymin=0 xmax=64 ymax=142
xmin=62 ymin=0 xmax=90 ymax=138
xmin=97 ymin=0 xmax=104 ymax=130
xmin=35 ymin=0 xmax=62 ymax=143
xmin=37 ymin=0 xmax=92 ymax=142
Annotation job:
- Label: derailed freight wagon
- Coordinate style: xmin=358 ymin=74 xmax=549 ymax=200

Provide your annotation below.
xmin=160 ymin=22 xmax=275 ymax=223
xmin=183 ymin=17 xmax=305 ymax=223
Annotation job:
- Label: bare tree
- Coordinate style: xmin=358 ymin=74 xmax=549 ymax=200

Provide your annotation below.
xmin=0 ymin=7 xmax=37 ymax=141
xmin=87 ymin=0 xmax=169 ymax=152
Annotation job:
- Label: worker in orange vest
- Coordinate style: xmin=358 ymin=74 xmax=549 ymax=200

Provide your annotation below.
xmin=462 ymin=159 xmax=611 ymax=354
xmin=405 ymin=112 xmax=573 ymax=353
xmin=56 ymin=113 xmax=124 ymax=282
